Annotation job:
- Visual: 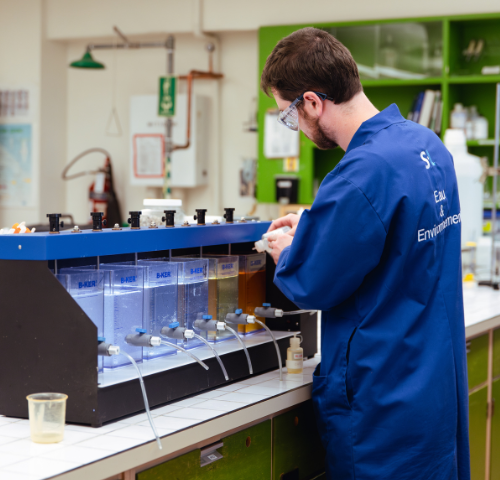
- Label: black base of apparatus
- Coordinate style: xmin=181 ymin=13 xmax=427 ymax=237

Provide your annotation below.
xmin=0 ymin=260 xmax=298 ymax=427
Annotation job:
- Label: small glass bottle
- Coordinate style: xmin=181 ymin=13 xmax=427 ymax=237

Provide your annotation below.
xmin=286 ymin=333 xmax=303 ymax=374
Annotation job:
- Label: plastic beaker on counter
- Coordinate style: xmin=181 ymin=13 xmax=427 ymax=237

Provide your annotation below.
xmin=27 ymin=393 xmax=68 ymax=444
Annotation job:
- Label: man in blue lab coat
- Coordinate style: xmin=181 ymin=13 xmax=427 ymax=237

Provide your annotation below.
xmin=261 ymin=28 xmax=469 ymax=480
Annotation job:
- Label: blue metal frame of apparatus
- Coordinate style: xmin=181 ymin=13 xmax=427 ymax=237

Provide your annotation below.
xmin=0 ymin=222 xmax=271 ymax=260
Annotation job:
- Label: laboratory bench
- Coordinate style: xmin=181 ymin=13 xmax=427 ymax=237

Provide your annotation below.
xmin=0 ymin=282 xmax=498 ymax=480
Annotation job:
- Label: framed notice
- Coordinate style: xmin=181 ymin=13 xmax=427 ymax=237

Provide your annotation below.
xmin=132 ymin=134 xmax=164 ymax=178
xmin=264 ymin=111 xmax=299 ymax=158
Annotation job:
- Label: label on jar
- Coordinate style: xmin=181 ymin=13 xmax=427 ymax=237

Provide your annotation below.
xmin=293 ymin=353 xmax=303 ymax=360
xmin=286 ymin=359 xmax=303 ymax=370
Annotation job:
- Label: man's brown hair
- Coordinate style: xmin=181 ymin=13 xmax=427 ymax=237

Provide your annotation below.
xmin=260 ymin=27 xmax=362 ymax=104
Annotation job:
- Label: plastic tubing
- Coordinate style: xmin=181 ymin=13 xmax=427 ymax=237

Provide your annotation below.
xmin=225 ymin=325 xmax=253 ymax=375
xmin=282 ymin=310 xmax=317 ymax=316
xmin=160 ymin=340 xmax=209 ymax=371
xmin=255 ymin=319 xmax=283 ymax=382
xmin=192 ymin=333 xmax=229 ymax=381
xmin=120 ymin=351 xmax=162 ymax=450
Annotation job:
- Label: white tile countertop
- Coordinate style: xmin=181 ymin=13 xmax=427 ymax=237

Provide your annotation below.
xmin=0 ymin=285 xmax=498 ymax=480
xmin=0 ymin=360 xmax=319 ymax=480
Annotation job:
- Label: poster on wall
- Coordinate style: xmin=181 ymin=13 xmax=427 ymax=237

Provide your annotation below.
xmin=264 ymin=110 xmax=299 ymax=159
xmin=0 ymin=124 xmax=33 ymax=207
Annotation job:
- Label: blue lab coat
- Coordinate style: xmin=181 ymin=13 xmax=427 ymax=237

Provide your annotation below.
xmin=274 ymin=105 xmax=469 ymax=480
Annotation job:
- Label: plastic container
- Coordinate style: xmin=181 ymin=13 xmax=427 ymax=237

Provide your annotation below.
xmin=99 ymin=265 xmax=145 ymax=369
xmin=27 ymin=393 xmax=67 ymax=444
xmin=473 ymin=116 xmax=489 ymax=140
xmin=108 ymin=261 xmax=179 ymax=360
xmin=141 ymin=199 xmax=184 ymax=227
xmin=254 ymin=226 xmax=291 ymax=253
xmin=166 ymin=258 xmax=209 ymax=349
xmin=237 ymin=253 xmax=266 ymax=335
xmin=450 ymin=103 xmax=467 ymax=130
xmin=444 ymin=129 xmax=484 ymax=248
xmin=286 ymin=334 xmax=303 ymax=374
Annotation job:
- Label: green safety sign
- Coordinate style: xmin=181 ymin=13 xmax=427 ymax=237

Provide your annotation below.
xmin=158 ymin=77 xmax=176 ymax=117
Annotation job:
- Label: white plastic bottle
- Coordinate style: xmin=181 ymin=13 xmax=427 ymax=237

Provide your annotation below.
xmin=286 ymin=334 xmax=303 ymax=374
xmin=254 ymin=226 xmax=291 ymax=254
xmin=444 ymin=129 xmax=484 ymax=248
xmin=473 ymin=116 xmax=489 ymax=140
xmin=450 ymin=103 xmax=467 ymax=130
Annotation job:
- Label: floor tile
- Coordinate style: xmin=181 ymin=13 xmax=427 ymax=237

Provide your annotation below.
xmin=140 ymin=416 xmax=199 ymax=431
xmin=59 ymin=430 xmax=99 ymax=445
xmin=4 ymin=456 xmax=78 ymax=478
xmin=216 ymin=391 xmax=269 ymax=403
xmin=117 ymin=413 xmax=152 ymax=424
xmin=0 ymin=451 xmax=27 ymax=468
xmin=194 ymin=390 xmax=224 ymax=399
xmin=65 ymin=422 xmax=126 ymax=434
xmin=258 ymin=379 xmax=304 ymax=390
xmin=151 ymin=405 xmax=182 ymax=416
xmin=0 ymin=423 xmax=31 ymax=439
xmin=171 ymin=398 xmax=205 ymax=408
xmin=236 ymin=385 xmax=281 ymax=396
xmin=0 ymin=438 xmax=65 ymax=457
xmin=78 ymin=434 xmax=145 ymax=452
xmin=0 ymin=435 xmax=17 ymax=446
xmin=41 ymin=444 xmax=111 ymax=464
xmin=239 ymin=372 xmax=280 ymax=385
xmin=0 ymin=417 xmax=21 ymax=425
xmin=106 ymin=424 xmax=173 ymax=441
xmin=165 ymin=408 xmax=222 ymax=421
xmin=194 ymin=400 xmax=246 ymax=412
xmin=0 ymin=472 xmax=38 ymax=480
xmin=215 ymin=384 xmax=247 ymax=392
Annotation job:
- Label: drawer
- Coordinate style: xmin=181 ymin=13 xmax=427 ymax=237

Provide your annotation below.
xmin=467 ymin=334 xmax=488 ymax=390
xmin=137 ymin=420 xmax=272 ymax=480
xmin=493 ymin=328 xmax=500 ymax=379
xmin=272 ymin=400 xmax=325 ymax=480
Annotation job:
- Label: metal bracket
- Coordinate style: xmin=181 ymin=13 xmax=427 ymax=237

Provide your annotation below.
xmin=200 ymin=441 xmax=224 ymax=467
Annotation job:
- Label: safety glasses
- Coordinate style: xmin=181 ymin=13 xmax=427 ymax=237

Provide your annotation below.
xmin=277 ymin=91 xmax=334 ymax=131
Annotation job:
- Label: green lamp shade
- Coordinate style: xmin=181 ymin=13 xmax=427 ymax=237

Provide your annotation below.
xmin=70 ymin=51 xmax=105 ymax=69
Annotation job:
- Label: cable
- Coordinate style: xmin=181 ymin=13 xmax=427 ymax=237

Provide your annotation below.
xmin=255 ymin=320 xmax=283 ymax=381
xmin=225 ymin=325 xmax=253 ymax=375
xmin=282 ymin=310 xmax=317 ymax=316
xmin=61 ymin=147 xmax=111 ymax=180
xmin=160 ymin=340 xmax=209 ymax=370
xmin=120 ymin=352 xmax=162 ymax=450
xmin=193 ymin=333 xmax=229 ymax=381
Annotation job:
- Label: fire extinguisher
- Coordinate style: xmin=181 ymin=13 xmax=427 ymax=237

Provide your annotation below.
xmin=62 ymin=148 xmax=122 ymax=227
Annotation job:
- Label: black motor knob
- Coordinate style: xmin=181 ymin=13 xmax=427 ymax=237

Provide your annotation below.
xmin=193 ymin=209 xmax=207 ymax=226
xmin=47 ymin=213 xmax=64 ymax=234
xmin=223 ymin=208 xmax=235 ymax=224
xmin=162 ymin=210 xmax=176 ymax=228
xmin=91 ymin=212 xmax=106 ymax=231
xmin=128 ymin=211 xmax=142 ymax=229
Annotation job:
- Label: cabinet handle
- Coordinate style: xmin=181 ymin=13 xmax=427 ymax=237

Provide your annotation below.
xmin=466 ymin=341 xmax=471 ymax=354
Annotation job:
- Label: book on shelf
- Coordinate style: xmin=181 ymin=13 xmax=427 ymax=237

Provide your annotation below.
xmin=407 ymin=90 xmax=442 ymax=134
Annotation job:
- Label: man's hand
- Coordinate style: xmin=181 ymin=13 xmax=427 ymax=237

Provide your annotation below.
xmin=268 ymin=233 xmax=293 ymax=264
xmin=267 ymin=214 xmax=300 ymax=237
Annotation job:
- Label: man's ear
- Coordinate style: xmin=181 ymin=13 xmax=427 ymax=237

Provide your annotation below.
xmin=302 ymin=92 xmax=324 ymax=119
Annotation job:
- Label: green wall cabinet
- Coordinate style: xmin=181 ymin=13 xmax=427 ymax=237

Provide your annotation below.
xmin=272 ymin=400 xmax=325 ymax=480
xmin=491 ymin=379 xmax=500 ymax=480
xmin=137 ymin=420 xmax=272 ymax=480
xmin=493 ymin=328 xmax=500 ymax=380
xmin=467 ymin=334 xmax=489 ymax=390
xmin=469 ymin=387 xmax=488 ymax=480
xmin=258 ymin=14 xmax=500 ymax=205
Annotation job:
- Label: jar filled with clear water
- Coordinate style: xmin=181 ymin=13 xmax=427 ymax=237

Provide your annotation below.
xmin=99 ymin=265 xmax=145 ymax=369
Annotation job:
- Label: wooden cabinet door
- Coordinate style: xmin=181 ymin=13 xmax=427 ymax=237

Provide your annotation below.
xmin=491 ymin=380 xmax=500 ymax=480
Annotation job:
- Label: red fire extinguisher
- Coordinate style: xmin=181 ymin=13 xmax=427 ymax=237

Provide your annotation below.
xmin=62 ymin=148 xmax=122 ymax=226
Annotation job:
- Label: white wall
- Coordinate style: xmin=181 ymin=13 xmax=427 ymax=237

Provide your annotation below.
xmin=3 ymin=0 xmax=500 ymax=226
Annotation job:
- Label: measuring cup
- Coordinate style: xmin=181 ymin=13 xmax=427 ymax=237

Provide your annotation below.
xmin=26 ymin=393 xmax=68 ymax=443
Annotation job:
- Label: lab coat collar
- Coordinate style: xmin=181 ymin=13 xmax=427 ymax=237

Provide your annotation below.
xmin=346 ymin=104 xmax=405 ymax=154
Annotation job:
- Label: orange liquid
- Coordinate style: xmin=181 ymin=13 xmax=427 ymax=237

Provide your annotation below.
xmin=238 ymin=270 xmax=266 ymax=333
